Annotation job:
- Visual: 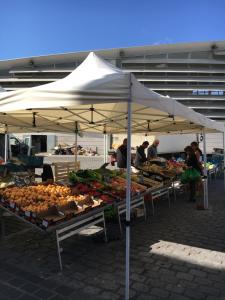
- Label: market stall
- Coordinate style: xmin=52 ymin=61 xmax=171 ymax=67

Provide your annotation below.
xmin=0 ymin=52 xmax=224 ymax=300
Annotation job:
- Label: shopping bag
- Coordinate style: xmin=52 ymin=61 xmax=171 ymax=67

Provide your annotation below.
xmin=181 ymin=168 xmax=201 ymax=183
xmin=189 ymin=168 xmax=201 ymax=181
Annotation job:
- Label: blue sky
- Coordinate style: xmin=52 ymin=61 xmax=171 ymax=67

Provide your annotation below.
xmin=0 ymin=0 xmax=225 ymax=60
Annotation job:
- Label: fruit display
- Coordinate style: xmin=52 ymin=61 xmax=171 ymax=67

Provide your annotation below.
xmin=166 ymin=160 xmax=185 ymax=175
xmin=205 ymin=162 xmax=216 ymax=170
xmin=139 ymin=159 xmax=186 ymax=179
xmin=140 ymin=163 xmax=165 ymax=175
xmin=131 ymin=174 xmax=163 ymax=189
xmin=0 ymin=165 xmax=175 ymax=230
xmin=0 ymin=184 xmax=104 ymax=228
xmin=108 ymin=176 xmax=147 ymax=199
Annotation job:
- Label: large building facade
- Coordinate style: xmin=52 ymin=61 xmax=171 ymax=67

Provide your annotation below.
xmin=0 ymin=41 xmax=224 ymax=153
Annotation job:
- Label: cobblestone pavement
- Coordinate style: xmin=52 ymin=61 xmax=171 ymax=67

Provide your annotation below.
xmin=0 ymin=178 xmax=225 ymax=300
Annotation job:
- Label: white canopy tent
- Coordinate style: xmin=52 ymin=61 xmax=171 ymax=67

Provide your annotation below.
xmin=0 ymin=52 xmax=223 ymax=134
xmin=0 ymin=52 xmax=224 ymax=300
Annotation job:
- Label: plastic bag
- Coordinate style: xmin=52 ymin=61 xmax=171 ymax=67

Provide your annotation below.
xmin=181 ymin=168 xmax=201 ymax=183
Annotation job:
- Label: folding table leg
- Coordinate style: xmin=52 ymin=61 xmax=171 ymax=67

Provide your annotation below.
xmin=143 ymin=201 xmax=147 ymax=222
xmin=56 ymin=231 xmax=63 ymax=271
xmin=103 ymin=212 xmax=108 ymax=243
xmin=173 ymin=182 xmax=176 ymax=202
xmin=168 ymin=192 xmax=171 ymax=208
xmin=117 ymin=208 xmax=123 ymax=237
xmin=0 ymin=211 xmax=5 ymax=239
xmin=151 ymin=198 xmax=155 ymax=216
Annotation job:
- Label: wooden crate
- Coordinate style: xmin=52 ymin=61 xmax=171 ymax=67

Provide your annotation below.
xmin=52 ymin=161 xmax=80 ymax=181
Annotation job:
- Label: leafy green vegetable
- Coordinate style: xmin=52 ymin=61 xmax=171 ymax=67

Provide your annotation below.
xmin=68 ymin=171 xmax=86 ymax=183
xmin=68 ymin=169 xmax=103 ymax=183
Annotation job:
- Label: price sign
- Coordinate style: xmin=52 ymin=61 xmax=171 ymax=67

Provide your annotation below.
xmin=42 ymin=220 xmax=48 ymax=228
xmin=10 ymin=202 xmax=15 ymax=209
xmin=25 ymin=211 xmax=31 ymax=217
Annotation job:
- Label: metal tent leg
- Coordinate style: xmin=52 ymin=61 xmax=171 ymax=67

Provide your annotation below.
xmin=203 ymin=129 xmax=208 ymax=209
xmin=125 ymin=79 xmax=132 ymax=300
xmin=223 ymin=132 xmax=225 ymax=191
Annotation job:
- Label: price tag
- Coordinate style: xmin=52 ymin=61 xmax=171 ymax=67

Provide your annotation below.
xmin=10 ymin=202 xmax=15 ymax=209
xmin=15 ymin=207 xmax=19 ymax=212
xmin=32 ymin=212 xmax=37 ymax=218
xmin=42 ymin=220 xmax=48 ymax=228
xmin=25 ymin=211 xmax=31 ymax=217
xmin=1 ymin=198 xmax=5 ymax=203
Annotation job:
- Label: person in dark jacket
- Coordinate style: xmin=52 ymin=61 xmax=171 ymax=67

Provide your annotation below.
xmin=191 ymin=141 xmax=203 ymax=175
xmin=184 ymin=146 xmax=201 ymax=202
xmin=134 ymin=141 xmax=149 ymax=168
xmin=116 ymin=138 xmax=127 ymax=168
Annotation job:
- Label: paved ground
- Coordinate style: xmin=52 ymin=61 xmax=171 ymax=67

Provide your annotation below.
xmin=0 ymin=177 xmax=225 ymax=300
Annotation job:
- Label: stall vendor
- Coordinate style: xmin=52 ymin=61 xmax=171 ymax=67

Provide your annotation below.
xmin=117 ymin=138 xmax=127 ymax=168
xmin=134 ymin=141 xmax=149 ymax=168
xmin=147 ymin=139 xmax=159 ymax=160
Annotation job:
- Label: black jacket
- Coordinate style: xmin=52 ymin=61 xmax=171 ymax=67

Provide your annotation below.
xmin=135 ymin=146 xmax=147 ymax=167
xmin=117 ymin=144 xmax=127 ymax=168
xmin=186 ymin=154 xmax=201 ymax=173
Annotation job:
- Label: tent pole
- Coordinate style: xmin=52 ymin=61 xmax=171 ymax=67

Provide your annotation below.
xmin=74 ymin=121 xmax=78 ymax=169
xmin=4 ymin=124 xmax=8 ymax=163
xmin=105 ymin=133 xmax=108 ymax=164
xmin=104 ymin=134 xmax=107 ymax=164
xmin=223 ymin=131 xmax=225 ymax=191
xmin=103 ymin=125 xmax=107 ymax=164
xmin=203 ymin=128 xmax=208 ymax=209
xmin=125 ymin=75 xmax=132 ymax=300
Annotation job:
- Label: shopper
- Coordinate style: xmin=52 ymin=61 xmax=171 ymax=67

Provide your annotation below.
xmin=134 ymin=141 xmax=149 ymax=168
xmin=116 ymin=138 xmax=127 ymax=168
xmin=184 ymin=146 xmax=201 ymax=202
xmin=147 ymin=139 xmax=159 ymax=160
xmin=191 ymin=141 xmax=203 ymax=173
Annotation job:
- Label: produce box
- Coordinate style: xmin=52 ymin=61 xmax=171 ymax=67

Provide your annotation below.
xmin=58 ymin=201 xmax=79 ymax=218
xmin=37 ymin=206 xmax=66 ymax=229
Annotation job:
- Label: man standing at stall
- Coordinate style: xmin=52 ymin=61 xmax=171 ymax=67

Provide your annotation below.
xmin=134 ymin=141 xmax=149 ymax=168
xmin=147 ymin=139 xmax=160 ymax=160
xmin=116 ymin=138 xmax=127 ymax=168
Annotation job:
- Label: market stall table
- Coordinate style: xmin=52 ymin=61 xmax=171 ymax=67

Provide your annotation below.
xmin=116 ymin=194 xmax=146 ymax=236
xmin=0 ymin=196 xmax=108 ymax=270
xmin=150 ymin=186 xmax=171 ymax=216
xmin=0 ymin=203 xmax=108 ymax=269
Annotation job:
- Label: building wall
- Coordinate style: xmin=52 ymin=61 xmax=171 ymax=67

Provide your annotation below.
xmin=112 ymin=133 xmax=196 ymax=153
xmin=199 ymin=132 xmax=224 ymax=153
